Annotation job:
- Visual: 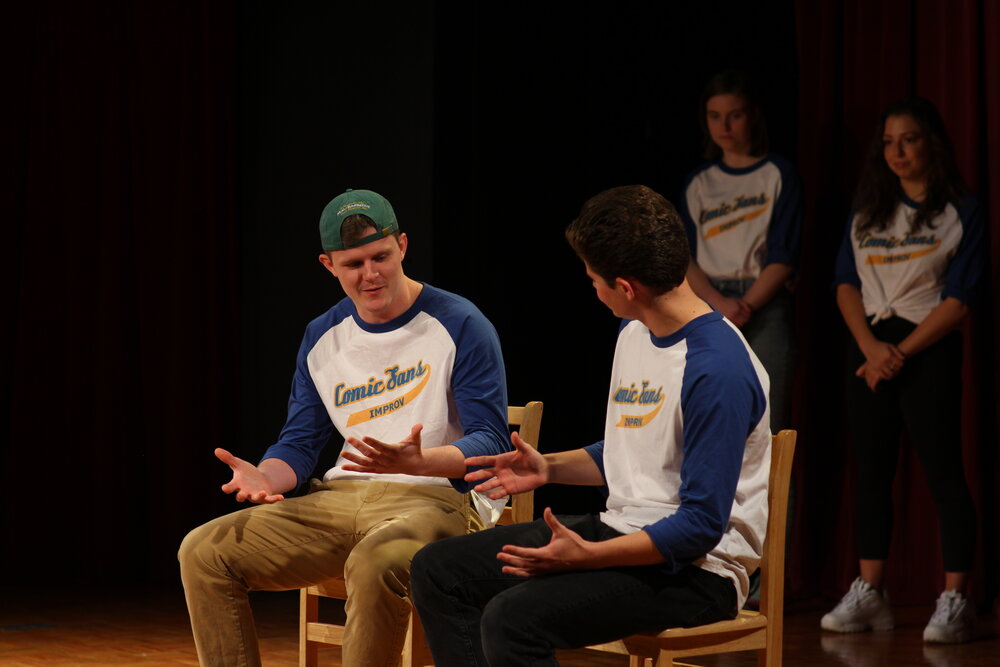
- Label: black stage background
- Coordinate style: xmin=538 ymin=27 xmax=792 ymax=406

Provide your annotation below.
xmin=4 ymin=1 xmax=997 ymax=613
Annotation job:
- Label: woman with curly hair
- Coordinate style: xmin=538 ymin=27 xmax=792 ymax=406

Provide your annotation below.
xmin=824 ymin=97 xmax=984 ymax=644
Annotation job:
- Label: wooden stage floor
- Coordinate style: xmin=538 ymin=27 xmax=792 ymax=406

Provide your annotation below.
xmin=1 ymin=586 xmax=997 ymax=666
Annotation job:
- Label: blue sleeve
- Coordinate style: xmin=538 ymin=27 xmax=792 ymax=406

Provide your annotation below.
xmin=678 ymin=169 xmax=700 ymax=258
xmin=445 ymin=309 xmax=510 ymax=493
xmin=583 ymin=440 xmax=607 ymax=481
xmin=260 ymin=328 xmax=336 ymax=487
xmin=941 ymin=197 xmax=986 ymax=305
xmin=641 ymin=336 xmax=766 ymax=568
xmin=763 ymin=157 xmax=803 ymax=267
xmin=832 ymin=214 xmax=861 ymax=290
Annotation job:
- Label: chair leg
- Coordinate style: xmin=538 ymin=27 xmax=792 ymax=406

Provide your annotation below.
xmin=401 ymin=615 xmax=415 ymax=667
xmin=401 ymin=608 xmax=433 ymax=667
xmin=299 ymin=589 xmax=319 ymax=667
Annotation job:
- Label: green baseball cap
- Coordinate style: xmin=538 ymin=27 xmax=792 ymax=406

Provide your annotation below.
xmin=319 ymin=188 xmax=400 ymax=251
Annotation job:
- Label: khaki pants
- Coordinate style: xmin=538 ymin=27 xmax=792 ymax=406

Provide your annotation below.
xmin=179 ymin=479 xmax=482 ymax=667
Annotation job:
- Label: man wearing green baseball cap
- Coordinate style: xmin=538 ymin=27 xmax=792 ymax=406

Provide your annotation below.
xmin=179 ymin=188 xmax=510 ymax=667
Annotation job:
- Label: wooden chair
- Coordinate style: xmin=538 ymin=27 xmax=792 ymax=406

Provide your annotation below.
xmin=587 ymin=429 xmax=797 ymax=667
xmin=299 ymin=401 xmax=544 ymax=667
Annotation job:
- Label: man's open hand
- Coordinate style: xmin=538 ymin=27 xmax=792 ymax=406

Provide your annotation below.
xmin=464 ymin=431 xmax=547 ymax=500
xmin=496 ymin=508 xmax=593 ymax=577
xmin=216 ymin=448 xmax=285 ymax=504
xmin=341 ymin=424 xmax=428 ymax=475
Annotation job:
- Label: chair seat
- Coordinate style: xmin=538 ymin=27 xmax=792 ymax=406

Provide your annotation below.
xmin=587 ymin=609 xmax=770 ymax=665
xmin=652 ymin=610 xmax=767 ymax=638
xmin=587 ymin=610 xmax=767 ymax=657
xmin=307 ymin=578 xmax=347 ymax=599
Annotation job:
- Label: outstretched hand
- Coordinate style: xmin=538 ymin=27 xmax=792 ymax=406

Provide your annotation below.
xmin=341 ymin=424 xmax=428 ymax=475
xmin=464 ymin=431 xmax=547 ymax=500
xmin=496 ymin=508 xmax=593 ymax=577
xmin=216 ymin=448 xmax=285 ymax=504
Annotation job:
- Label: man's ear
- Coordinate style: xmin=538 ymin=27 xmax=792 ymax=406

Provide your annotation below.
xmin=615 ymin=276 xmax=637 ymax=300
xmin=318 ymin=252 xmax=337 ymax=276
xmin=397 ymin=233 xmax=408 ymax=260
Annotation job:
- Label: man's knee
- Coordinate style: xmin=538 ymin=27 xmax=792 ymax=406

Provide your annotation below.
xmin=410 ymin=540 xmax=433 ymax=576
xmin=480 ymin=592 xmax=511 ymax=635
xmin=345 ymin=536 xmax=421 ymax=597
xmin=481 ymin=590 xmax=536 ymax=665
xmin=408 ymin=551 xmax=426 ymax=590
xmin=410 ymin=536 xmax=464 ymax=586
xmin=409 ymin=541 xmax=444 ymax=601
xmin=178 ymin=521 xmax=219 ymax=581
xmin=178 ymin=512 xmax=248 ymax=583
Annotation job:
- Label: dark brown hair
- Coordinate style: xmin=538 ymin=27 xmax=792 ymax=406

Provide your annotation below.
xmin=339 ymin=214 xmax=401 ymax=247
xmin=853 ymin=97 xmax=965 ymax=237
xmin=566 ymin=185 xmax=689 ymax=295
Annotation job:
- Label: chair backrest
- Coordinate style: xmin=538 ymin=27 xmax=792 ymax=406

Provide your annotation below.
xmin=498 ymin=401 xmax=544 ymax=525
xmin=759 ymin=429 xmax=797 ymax=653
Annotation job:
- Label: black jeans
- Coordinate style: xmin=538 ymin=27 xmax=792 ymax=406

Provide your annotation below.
xmin=844 ymin=317 xmax=975 ymax=571
xmin=410 ymin=514 xmax=737 ymax=667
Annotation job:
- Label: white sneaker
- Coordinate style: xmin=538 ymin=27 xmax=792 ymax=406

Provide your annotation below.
xmin=821 ymin=577 xmax=894 ymax=633
xmin=923 ymin=590 xmax=976 ymax=644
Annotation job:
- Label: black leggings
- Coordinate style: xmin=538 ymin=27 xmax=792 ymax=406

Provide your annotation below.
xmin=844 ymin=317 xmax=975 ymax=572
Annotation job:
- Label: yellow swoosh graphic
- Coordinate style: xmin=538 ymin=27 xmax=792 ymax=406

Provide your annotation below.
xmin=865 ymin=240 xmax=941 ymax=265
xmin=705 ymin=205 xmax=768 ymax=239
xmin=615 ymin=399 xmax=665 ymax=428
xmin=346 ymin=364 xmax=431 ymax=426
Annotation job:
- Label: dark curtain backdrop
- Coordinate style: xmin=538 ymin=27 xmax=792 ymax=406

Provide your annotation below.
xmin=2 ymin=1 xmax=436 ymax=587
xmin=2 ymin=2 xmax=239 ymax=584
xmin=793 ymin=0 xmax=999 ymax=608
xmin=233 ymin=2 xmax=436 ymax=488
xmin=3 ymin=1 xmax=997 ymax=616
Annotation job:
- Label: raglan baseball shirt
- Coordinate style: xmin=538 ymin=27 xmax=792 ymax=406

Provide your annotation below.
xmin=833 ymin=194 xmax=985 ymax=324
xmin=261 ymin=283 xmax=509 ymax=494
xmin=679 ymin=155 xmax=803 ymax=281
xmin=584 ymin=312 xmax=771 ymax=608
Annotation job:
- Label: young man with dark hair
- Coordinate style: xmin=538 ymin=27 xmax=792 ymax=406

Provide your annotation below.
xmin=179 ymin=189 xmax=509 ymax=667
xmin=406 ymin=184 xmax=772 ymax=666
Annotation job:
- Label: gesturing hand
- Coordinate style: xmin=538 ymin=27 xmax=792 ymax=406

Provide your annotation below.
xmin=216 ymin=448 xmax=285 ymax=504
xmin=464 ymin=431 xmax=547 ymax=500
xmin=341 ymin=424 xmax=427 ymax=475
xmin=496 ymin=508 xmax=592 ymax=577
